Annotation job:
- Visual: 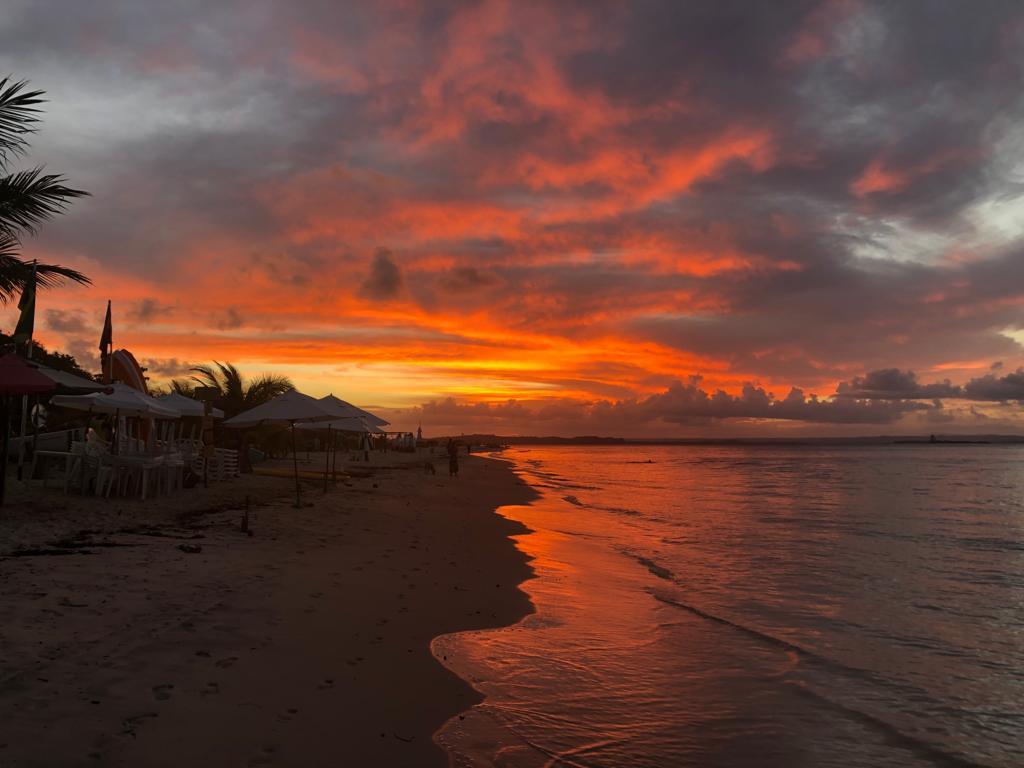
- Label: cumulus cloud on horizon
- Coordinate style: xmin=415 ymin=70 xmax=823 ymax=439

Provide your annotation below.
xmin=400 ymin=367 xmax=1024 ymax=436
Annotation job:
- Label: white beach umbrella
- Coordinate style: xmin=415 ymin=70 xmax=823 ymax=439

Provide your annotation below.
xmin=34 ymin=364 xmax=108 ymax=395
xmin=297 ymin=415 xmax=383 ymax=434
xmin=51 ymin=383 xmax=180 ymax=419
xmin=157 ymin=391 xmax=225 ymax=419
xmin=223 ymin=389 xmax=336 ymax=506
xmin=298 ymin=401 xmax=385 ymax=493
xmin=319 ymin=394 xmax=389 ymax=427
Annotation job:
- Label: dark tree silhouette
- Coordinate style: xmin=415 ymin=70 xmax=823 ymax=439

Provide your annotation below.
xmin=0 ymin=77 xmax=90 ymax=303
xmin=189 ymin=361 xmax=294 ymax=418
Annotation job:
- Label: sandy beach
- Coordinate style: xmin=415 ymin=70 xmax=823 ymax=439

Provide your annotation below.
xmin=0 ymin=452 xmax=536 ymax=767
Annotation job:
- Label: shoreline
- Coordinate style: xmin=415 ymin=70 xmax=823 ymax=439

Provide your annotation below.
xmin=0 ymin=453 xmax=537 ymax=766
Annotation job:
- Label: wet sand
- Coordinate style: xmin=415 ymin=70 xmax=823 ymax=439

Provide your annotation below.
xmin=0 ymin=453 xmax=535 ymax=767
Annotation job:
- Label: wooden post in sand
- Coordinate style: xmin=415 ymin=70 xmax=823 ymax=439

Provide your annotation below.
xmin=331 ymin=430 xmax=338 ymax=484
xmin=290 ymin=421 xmax=301 ymax=508
xmin=323 ymin=424 xmax=331 ymax=493
xmin=0 ymin=394 xmax=10 ymax=506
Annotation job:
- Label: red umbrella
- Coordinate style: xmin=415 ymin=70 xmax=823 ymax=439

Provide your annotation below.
xmin=0 ymin=354 xmax=57 ymax=504
xmin=0 ymin=354 xmax=59 ymax=395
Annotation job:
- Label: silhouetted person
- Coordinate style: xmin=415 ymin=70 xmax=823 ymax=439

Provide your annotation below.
xmin=447 ymin=438 xmax=459 ymax=477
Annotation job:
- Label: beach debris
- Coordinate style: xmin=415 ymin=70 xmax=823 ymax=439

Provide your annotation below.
xmin=393 ymin=732 xmax=414 ymax=743
xmin=151 ymin=684 xmax=174 ymax=701
xmin=121 ymin=712 xmax=158 ymax=738
xmin=7 ymin=548 xmax=92 ymax=557
xmin=177 ymin=543 xmax=202 ymax=554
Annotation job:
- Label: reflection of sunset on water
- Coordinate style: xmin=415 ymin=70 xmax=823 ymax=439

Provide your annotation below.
xmin=436 ymin=446 xmax=1024 ymax=767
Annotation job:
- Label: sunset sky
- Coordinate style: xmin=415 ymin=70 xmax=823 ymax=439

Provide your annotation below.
xmin=2 ymin=0 xmax=1024 ymax=436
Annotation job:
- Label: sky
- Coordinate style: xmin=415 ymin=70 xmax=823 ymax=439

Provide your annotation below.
xmin=2 ymin=0 xmax=1024 ymax=437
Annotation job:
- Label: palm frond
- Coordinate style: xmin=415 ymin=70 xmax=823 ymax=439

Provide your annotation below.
xmin=245 ymin=374 xmax=294 ymax=406
xmin=0 ymin=251 xmax=92 ymax=304
xmin=189 ymin=364 xmax=225 ymax=394
xmin=170 ymin=379 xmax=196 ymax=396
xmin=0 ymin=78 xmax=43 ymax=165
xmin=0 ymin=167 xmax=89 ymax=236
xmin=0 ymin=231 xmax=17 ymax=260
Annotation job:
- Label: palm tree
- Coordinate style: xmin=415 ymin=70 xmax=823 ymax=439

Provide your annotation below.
xmin=0 ymin=77 xmax=90 ymax=303
xmin=149 ymin=378 xmax=196 ymax=397
xmin=189 ymin=361 xmax=294 ymax=418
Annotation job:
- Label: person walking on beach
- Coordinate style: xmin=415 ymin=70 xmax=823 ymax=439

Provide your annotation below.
xmin=447 ymin=438 xmax=459 ymax=477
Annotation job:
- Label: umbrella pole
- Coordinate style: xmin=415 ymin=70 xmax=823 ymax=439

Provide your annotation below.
xmin=323 ymin=425 xmax=331 ymax=493
xmin=291 ymin=422 xmax=301 ymax=508
xmin=331 ymin=430 xmax=338 ymax=484
xmin=29 ymin=394 xmax=39 ymax=480
xmin=0 ymin=394 xmax=10 ymax=506
xmin=16 ymin=392 xmax=28 ymax=481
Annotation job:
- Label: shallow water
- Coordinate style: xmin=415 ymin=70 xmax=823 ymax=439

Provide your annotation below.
xmin=435 ymin=445 xmax=1024 ymax=767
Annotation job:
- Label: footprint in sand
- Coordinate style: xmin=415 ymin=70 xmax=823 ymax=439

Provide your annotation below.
xmin=215 ymin=656 xmax=239 ymax=669
xmin=316 ymin=678 xmax=335 ymax=690
xmin=121 ymin=712 xmax=158 ymax=738
xmin=201 ymin=681 xmax=220 ymax=697
xmin=152 ymin=684 xmax=174 ymax=701
xmin=247 ymin=744 xmax=277 ymax=767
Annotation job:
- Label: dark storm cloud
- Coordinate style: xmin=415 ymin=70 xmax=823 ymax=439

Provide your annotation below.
xmin=963 ymin=368 xmax=1024 ymax=402
xmin=44 ymin=308 xmax=88 ymax=334
xmin=128 ymin=298 xmax=176 ymax=323
xmin=214 ymin=307 xmax=244 ymax=330
xmin=438 ymin=266 xmax=498 ymax=294
xmin=833 ymin=367 xmax=1024 ymax=403
xmin=836 ymin=369 xmax=961 ymax=399
xmin=359 ymin=249 xmax=403 ymax=301
xmin=140 ymin=357 xmax=192 ymax=378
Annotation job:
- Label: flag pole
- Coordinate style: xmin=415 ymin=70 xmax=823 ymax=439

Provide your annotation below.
xmin=15 ymin=261 xmax=37 ymax=482
xmin=99 ymin=299 xmax=113 ymax=385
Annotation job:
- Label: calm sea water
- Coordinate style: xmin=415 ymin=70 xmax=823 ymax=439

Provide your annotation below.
xmin=434 ymin=445 xmax=1024 ymax=768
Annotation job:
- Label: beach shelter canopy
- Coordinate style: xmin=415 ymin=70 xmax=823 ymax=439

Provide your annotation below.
xmin=51 ymin=382 xmax=180 ymax=419
xmin=33 ymin=364 xmax=107 ymax=395
xmin=222 ymin=389 xmax=336 ymax=428
xmin=320 ymin=394 xmax=389 ymax=427
xmin=0 ymin=354 xmax=58 ymax=396
xmin=223 ymin=389 xmax=338 ymax=508
xmin=297 ymin=415 xmax=385 ymax=434
xmin=157 ymin=392 xmax=225 ymax=419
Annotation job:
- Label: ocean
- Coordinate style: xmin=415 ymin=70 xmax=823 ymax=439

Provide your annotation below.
xmin=434 ymin=444 xmax=1024 ymax=767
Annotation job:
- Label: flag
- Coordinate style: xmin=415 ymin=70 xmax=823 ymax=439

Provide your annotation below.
xmin=98 ymin=300 xmax=112 ymax=353
xmin=11 ymin=261 xmax=36 ymax=346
